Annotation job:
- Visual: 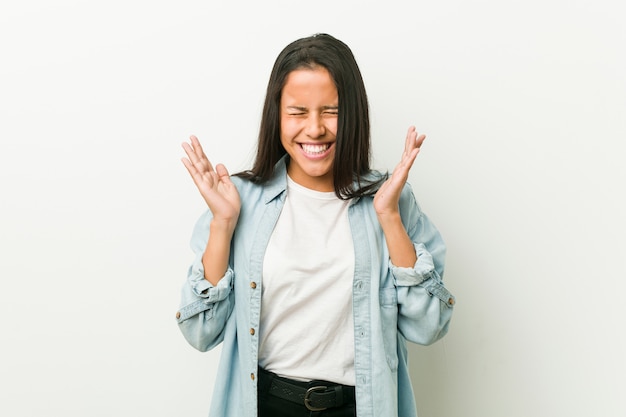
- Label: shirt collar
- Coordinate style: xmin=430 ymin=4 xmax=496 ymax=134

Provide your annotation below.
xmin=263 ymin=156 xmax=288 ymax=204
xmin=261 ymin=155 xmax=384 ymax=205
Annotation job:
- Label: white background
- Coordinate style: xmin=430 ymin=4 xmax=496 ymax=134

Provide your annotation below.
xmin=1 ymin=1 xmax=624 ymax=416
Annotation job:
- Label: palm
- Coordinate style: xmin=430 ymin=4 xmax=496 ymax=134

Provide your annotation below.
xmin=182 ymin=136 xmax=241 ymax=225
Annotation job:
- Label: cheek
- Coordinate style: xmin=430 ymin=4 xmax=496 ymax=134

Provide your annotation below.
xmin=280 ymin=119 xmax=299 ymax=139
xmin=327 ymin=118 xmax=338 ymax=136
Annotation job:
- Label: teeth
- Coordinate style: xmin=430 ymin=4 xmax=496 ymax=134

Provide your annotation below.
xmin=301 ymin=143 xmax=329 ymax=154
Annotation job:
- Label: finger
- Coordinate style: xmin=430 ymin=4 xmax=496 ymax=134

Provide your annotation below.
xmin=181 ymin=142 xmax=200 ymax=165
xmin=393 ymin=145 xmax=421 ymax=182
xmin=391 ymin=152 xmax=417 ymax=182
xmin=182 ymin=139 xmax=203 ymax=164
xmin=404 ymin=147 xmax=420 ymax=169
xmin=215 ymin=164 xmax=233 ymax=184
xmin=404 ymin=133 xmax=426 ymax=165
xmin=403 ymin=126 xmax=417 ymax=155
xmin=181 ymin=157 xmax=194 ymax=174
xmin=189 ymin=135 xmax=214 ymax=172
xmin=181 ymin=155 xmax=210 ymax=181
xmin=181 ymin=157 xmax=207 ymax=188
xmin=415 ymin=133 xmax=426 ymax=149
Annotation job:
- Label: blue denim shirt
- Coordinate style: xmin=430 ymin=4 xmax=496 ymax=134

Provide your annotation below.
xmin=176 ymin=157 xmax=455 ymax=417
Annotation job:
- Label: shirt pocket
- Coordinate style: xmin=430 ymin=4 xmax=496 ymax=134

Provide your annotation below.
xmin=379 ymin=287 xmax=399 ymax=371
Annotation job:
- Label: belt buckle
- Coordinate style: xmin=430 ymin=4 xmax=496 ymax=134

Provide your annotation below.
xmin=304 ymin=385 xmax=328 ymax=411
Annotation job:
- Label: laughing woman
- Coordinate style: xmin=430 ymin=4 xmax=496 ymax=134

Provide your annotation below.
xmin=177 ymin=33 xmax=455 ymax=417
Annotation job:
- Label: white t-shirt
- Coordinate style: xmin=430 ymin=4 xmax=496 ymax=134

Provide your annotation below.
xmin=259 ymin=176 xmax=356 ymax=385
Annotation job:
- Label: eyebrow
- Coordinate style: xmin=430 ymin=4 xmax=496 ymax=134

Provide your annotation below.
xmin=285 ymin=105 xmax=339 ymax=111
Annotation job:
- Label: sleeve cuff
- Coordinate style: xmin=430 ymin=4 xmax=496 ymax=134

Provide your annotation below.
xmin=390 ymin=243 xmax=437 ymax=287
xmin=188 ymin=266 xmax=234 ymax=303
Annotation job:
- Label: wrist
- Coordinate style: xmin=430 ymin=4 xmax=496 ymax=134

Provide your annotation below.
xmin=210 ymin=217 xmax=237 ymax=237
xmin=376 ymin=211 xmax=402 ymax=228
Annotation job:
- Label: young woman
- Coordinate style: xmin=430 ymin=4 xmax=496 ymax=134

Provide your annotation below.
xmin=177 ymin=33 xmax=455 ymax=417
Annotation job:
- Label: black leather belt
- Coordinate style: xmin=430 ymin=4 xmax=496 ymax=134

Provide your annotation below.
xmin=258 ymin=368 xmax=356 ymax=412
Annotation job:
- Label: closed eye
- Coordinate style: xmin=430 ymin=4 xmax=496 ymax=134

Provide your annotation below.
xmin=284 ymin=105 xmax=337 ymax=116
xmin=322 ymin=105 xmax=338 ymax=115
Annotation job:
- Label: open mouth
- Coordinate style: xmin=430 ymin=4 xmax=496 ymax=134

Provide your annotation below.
xmin=300 ymin=143 xmax=332 ymax=155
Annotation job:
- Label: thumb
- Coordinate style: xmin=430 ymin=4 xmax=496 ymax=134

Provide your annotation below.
xmin=215 ymin=164 xmax=232 ymax=183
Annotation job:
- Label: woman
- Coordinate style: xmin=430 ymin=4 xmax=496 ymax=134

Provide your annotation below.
xmin=177 ymin=33 xmax=455 ymax=417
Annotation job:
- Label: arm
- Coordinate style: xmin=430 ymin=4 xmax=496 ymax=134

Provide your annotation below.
xmin=374 ymin=126 xmax=424 ymax=267
xmin=177 ymin=210 xmax=236 ymax=351
xmin=181 ymin=135 xmax=240 ymax=285
xmin=392 ymin=196 xmax=454 ymax=345
xmin=177 ymin=135 xmax=241 ymax=351
xmin=374 ymin=127 xmax=455 ymax=345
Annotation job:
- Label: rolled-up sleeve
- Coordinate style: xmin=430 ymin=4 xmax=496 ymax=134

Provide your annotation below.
xmin=176 ymin=210 xmax=235 ymax=352
xmin=391 ymin=185 xmax=455 ymax=345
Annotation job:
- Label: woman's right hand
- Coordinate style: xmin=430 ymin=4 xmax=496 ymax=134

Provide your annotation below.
xmin=182 ymin=135 xmax=241 ymax=233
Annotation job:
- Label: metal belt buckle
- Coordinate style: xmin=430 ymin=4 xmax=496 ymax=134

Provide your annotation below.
xmin=304 ymin=385 xmax=328 ymax=411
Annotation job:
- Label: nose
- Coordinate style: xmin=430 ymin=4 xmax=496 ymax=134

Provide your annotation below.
xmin=304 ymin=114 xmax=326 ymax=138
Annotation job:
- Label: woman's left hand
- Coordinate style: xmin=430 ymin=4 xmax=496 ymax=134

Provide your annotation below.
xmin=374 ymin=126 xmax=426 ymax=218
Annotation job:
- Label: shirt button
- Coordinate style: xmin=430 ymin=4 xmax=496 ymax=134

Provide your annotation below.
xmin=448 ymin=297 xmax=455 ymax=306
xmin=250 ymin=328 xmax=256 ymax=336
xmin=175 ymin=311 xmax=181 ymax=320
xmin=250 ymin=282 xmax=257 ymax=289
xmin=251 ymin=373 xmax=255 ymax=381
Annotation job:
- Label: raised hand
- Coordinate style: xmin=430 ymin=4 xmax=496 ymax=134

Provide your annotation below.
xmin=374 ymin=126 xmax=426 ymax=218
xmin=181 ymin=135 xmax=241 ymax=231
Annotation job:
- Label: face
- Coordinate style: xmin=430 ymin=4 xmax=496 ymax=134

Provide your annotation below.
xmin=280 ymin=67 xmax=338 ymax=192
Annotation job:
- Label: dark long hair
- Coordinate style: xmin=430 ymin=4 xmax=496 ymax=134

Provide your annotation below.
xmin=236 ymin=33 xmax=384 ymax=199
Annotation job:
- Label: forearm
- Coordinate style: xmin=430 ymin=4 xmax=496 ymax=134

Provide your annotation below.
xmin=378 ymin=212 xmax=417 ymax=267
xmin=202 ymin=220 xmax=235 ymax=286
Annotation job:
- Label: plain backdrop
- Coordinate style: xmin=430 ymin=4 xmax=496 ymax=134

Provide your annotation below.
xmin=1 ymin=1 xmax=624 ymax=416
